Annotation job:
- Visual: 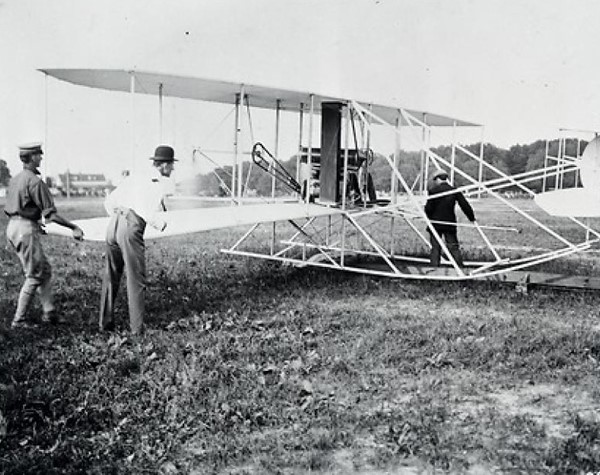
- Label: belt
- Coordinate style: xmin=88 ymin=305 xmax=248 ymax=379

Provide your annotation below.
xmin=113 ymin=207 xmax=146 ymax=225
xmin=113 ymin=206 xmax=131 ymax=216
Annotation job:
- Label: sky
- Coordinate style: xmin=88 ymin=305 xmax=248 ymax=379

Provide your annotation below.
xmin=1 ymin=0 xmax=600 ymax=182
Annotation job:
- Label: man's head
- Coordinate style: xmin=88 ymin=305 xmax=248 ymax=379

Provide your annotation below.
xmin=19 ymin=142 xmax=43 ymax=167
xmin=150 ymin=145 xmax=177 ymax=177
xmin=431 ymin=170 xmax=448 ymax=183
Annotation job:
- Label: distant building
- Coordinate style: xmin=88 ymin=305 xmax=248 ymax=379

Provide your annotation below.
xmin=0 ymin=186 xmax=6 ymax=198
xmin=57 ymin=172 xmax=113 ymax=197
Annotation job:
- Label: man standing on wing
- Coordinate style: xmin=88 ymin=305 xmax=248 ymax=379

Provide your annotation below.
xmin=99 ymin=145 xmax=176 ymax=335
xmin=4 ymin=143 xmax=84 ymax=329
xmin=425 ymin=169 xmax=476 ymax=267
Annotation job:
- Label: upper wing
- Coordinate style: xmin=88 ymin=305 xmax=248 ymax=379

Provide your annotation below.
xmin=39 ymin=69 xmax=479 ymax=127
xmin=44 ymin=203 xmax=344 ymax=242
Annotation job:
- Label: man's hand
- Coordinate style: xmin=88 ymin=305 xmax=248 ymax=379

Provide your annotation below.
xmin=72 ymin=226 xmax=84 ymax=241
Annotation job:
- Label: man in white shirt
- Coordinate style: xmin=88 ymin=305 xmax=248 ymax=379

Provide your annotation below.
xmin=99 ymin=145 xmax=176 ymax=334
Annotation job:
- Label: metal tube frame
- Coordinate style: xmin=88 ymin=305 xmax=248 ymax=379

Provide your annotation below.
xmin=219 ymin=99 xmax=600 ymax=282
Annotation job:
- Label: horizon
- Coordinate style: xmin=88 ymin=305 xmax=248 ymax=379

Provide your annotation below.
xmin=2 ymin=132 xmax=586 ymax=188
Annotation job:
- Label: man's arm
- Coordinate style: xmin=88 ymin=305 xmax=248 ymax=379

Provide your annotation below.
xmin=146 ymin=179 xmax=171 ymax=232
xmin=147 ymin=198 xmax=167 ymax=232
xmin=47 ymin=213 xmax=84 ymax=240
xmin=457 ymin=193 xmax=476 ymax=222
xmin=32 ymin=179 xmax=84 ymax=240
xmin=424 ymin=196 xmax=436 ymax=218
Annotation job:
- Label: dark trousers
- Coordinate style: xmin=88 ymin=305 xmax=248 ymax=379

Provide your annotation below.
xmin=99 ymin=209 xmax=146 ymax=334
xmin=429 ymin=229 xmax=463 ymax=267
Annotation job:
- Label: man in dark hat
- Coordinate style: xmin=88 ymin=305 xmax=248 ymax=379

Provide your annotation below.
xmin=99 ymin=145 xmax=177 ymax=335
xmin=4 ymin=142 xmax=84 ymax=329
xmin=425 ymin=169 xmax=476 ymax=267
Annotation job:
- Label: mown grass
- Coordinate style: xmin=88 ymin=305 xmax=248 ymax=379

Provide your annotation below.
xmin=2 ymin=197 xmax=600 ymax=474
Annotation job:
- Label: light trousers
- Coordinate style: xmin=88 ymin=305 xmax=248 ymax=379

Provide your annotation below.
xmin=99 ymin=209 xmax=146 ymax=334
xmin=6 ymin=217 xmax=54 ymax=322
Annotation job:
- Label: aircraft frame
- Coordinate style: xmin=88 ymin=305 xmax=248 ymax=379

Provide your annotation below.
xmin=40 ymin=69 xmax=600 ymax=283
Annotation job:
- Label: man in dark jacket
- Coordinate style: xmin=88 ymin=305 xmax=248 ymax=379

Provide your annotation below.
xmin=424 ymin=170 xmax=475 ymax=267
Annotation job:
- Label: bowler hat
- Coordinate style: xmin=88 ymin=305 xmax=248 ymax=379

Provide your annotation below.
xmin=150 ymin=145 xmax=177 ymax=162
xmin=19 ymin=142 xmax=43 ymax=159
xmin=431 ymin=170 xmax=448 ymax=181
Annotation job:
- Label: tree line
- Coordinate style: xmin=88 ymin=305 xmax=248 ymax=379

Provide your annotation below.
xmin=0 ymin=137 xmax=585 ymax=194
xmin=0 ymin=160 xmax=10 ymax=186
xmin=190 ymin=138 xmax=585 ymax=196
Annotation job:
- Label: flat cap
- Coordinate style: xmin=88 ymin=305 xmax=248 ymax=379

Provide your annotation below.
xmin=431 ymin=169 xmax=448 ymax=180
xmin=19 ymin=142 xmax=44 ymax=158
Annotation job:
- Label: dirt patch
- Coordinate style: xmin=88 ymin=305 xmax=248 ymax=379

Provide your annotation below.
xmin=459 ymin=382 xmax=599 ymax=439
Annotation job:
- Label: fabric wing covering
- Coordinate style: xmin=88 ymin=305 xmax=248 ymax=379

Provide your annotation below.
xmin=39 ymin=69 xmax=479 ymax=127
xmin=44 ymin=202 xmax=344 ymax=242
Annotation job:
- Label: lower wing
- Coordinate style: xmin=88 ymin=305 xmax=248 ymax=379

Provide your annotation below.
xmin=44 ymin=202 xmax=343 ymax=241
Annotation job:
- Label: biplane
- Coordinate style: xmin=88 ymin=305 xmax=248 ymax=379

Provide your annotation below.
xmin=40 ymin=69 xmax=600 ymax=285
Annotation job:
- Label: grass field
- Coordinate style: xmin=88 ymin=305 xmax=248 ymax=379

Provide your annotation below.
xmin=2 ymin=197 xmax=600 ymax=474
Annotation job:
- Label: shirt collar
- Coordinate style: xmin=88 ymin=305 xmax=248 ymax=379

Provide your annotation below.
xmin=150 ymin=167 xmax=164 ymax=181
xmin=23 ymin=163 xmax=40 ymax=175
